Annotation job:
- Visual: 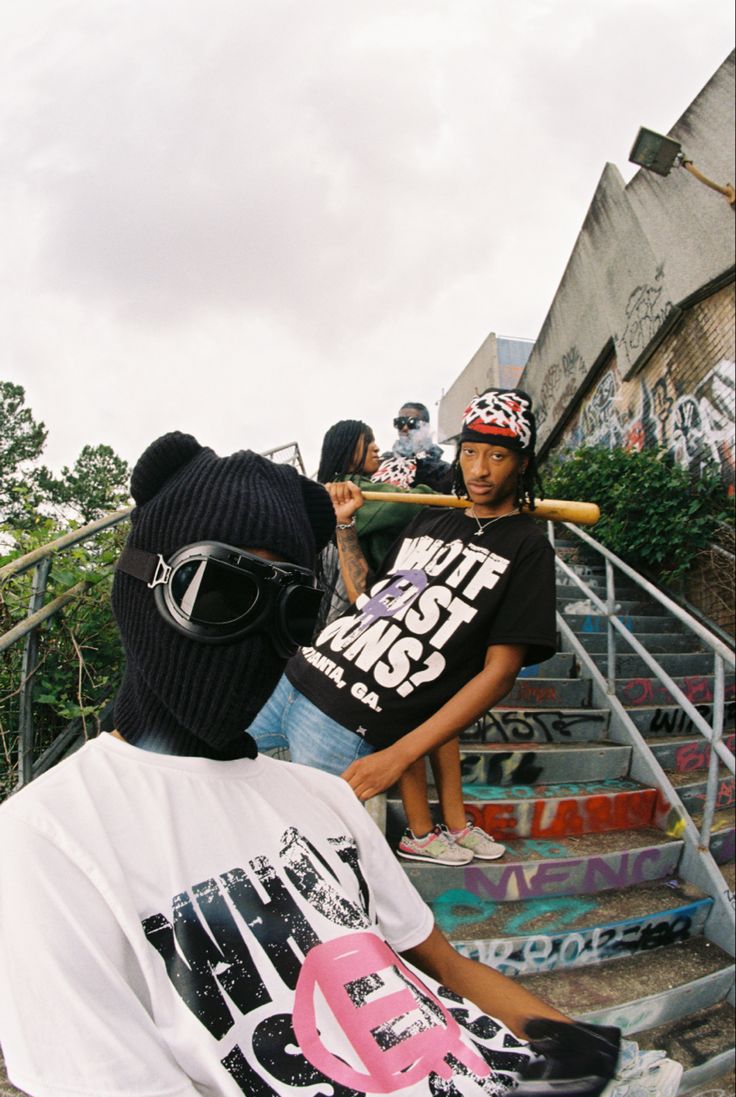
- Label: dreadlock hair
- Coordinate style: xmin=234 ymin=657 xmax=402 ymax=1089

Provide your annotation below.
xmin=317 ymin=420 xmax=375 ymax=484
xmin=450 ymin=445 xmax=543 ymax=510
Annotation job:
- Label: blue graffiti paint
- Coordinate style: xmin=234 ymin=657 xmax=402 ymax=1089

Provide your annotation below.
xmin=432 ymin=888 xmax=498 ymax=936
xmin=522 ymin=839 xmax=571 ymax=858
xmin=503 ymin=895 xmax=597 ymax=935
xmin=461 ymin=778 xmax=639 ymax=801
xmin=581 ymin=614 xmax=634 ymax=634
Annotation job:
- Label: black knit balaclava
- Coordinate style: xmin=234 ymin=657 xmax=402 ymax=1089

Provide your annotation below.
xmin=112 ymin=432 xmax=335 ymax=759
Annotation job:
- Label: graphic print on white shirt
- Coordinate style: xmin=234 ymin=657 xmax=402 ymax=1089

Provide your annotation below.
xmin=140 ymin=820 xmax=529 ymax=1094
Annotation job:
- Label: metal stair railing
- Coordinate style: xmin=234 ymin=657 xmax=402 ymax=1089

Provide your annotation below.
xmin=547 ymin=520 xmax=735 ymax=955
xmin=0 ymin=508 xmax=133 ymax=789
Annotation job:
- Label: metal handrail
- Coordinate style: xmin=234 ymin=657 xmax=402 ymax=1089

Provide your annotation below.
xmin=0 ymin=507 xmax=133 ymax=582
xmin=1 ymin=509 xmax=131 ymax=789
xmin=560 ymin=521 xmax=735 ymax=666
xmin=550 ymin=521 xmax=735 ymax=855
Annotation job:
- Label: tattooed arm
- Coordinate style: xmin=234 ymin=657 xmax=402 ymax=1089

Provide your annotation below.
xmin=325 ymin=480 xmax=372 ymax=602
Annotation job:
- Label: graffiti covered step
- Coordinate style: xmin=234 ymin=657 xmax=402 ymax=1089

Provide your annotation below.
xmin=398 ymin=827 xmax=682 ymax=902
xmin=649 ymin=733 xmax=736 ymax=771
xmin=461 ymin=707 xmax=611 ymax=745
xmin=591 ymin=651 xmax=717 ymax=677
xmin=499 ymin=677 xmax=593 ymax=708
xmin=667 ymin=768 xmax=735 ymax=813
xmin=563 ymin=631 xmax=707 ymax=654
xmin=564 ymin=613 xmax=689 ymax=634
xmin=430 ymin=878 xmax=711 ymax=976
xmin=636 ymin=1000 xmax=736 ymax=1093
xmin=626 ymin=702 xmax=735 ymax=739
xmin=616 ymin=673 xmax=735 ymax=708
xmin=516 ymin=936 xmax=734 ymax=1035
xmin=458 ymin=742 xmax=631 ymax=786
xmin=688 ymin=808 xmax=735 ymax=865
xmin=387 ymin=778 xmax=659 ymax=840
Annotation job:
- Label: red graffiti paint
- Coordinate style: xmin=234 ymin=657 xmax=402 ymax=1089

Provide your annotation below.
xmin=465 ymin=789 xmax=656 ymax=839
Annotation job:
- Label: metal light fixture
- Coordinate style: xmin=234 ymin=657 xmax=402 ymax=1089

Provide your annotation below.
xmin=629 ymin=126 xmax=735 ymax=206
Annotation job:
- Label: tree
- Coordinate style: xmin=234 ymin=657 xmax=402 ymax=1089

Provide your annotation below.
xmin=47 ymin=445 xmax=131 ymax=523
xmin=0 ymin=382 xmax=48 ymax=524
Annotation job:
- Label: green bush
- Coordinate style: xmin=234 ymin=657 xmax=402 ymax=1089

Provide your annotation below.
xmin=542 ymin=446 xmax=733 ymax=581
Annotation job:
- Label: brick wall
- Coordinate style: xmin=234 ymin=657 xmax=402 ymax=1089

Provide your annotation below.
xmin=547 ymin=282 xmax=735 ymax=634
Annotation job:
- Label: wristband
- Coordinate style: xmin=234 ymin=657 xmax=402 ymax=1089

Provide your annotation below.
xmin=335 ymin=518 xmax=356 ymax=530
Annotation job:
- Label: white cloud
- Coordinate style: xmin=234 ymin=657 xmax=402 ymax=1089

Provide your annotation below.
xmin=0 ymin=0 xmax=733 ymax=476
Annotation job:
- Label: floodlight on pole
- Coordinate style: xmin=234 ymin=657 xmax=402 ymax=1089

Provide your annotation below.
xmin=629 ymin=126 xmax=735 ymax=207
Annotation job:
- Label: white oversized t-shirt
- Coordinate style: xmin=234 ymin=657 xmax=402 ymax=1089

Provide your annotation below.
xmin=0 ymin=735 xmax=531 ymax=1096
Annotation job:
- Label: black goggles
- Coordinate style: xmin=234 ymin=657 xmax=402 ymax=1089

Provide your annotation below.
xmin=394 ymin=415 xmax=426 ymax=431
xmin=116 ymin=541 xmax=323 ymax=656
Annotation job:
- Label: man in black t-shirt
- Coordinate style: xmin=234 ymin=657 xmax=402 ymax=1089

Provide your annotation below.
xmin=249 ymin=388 xmax=556 ymax=867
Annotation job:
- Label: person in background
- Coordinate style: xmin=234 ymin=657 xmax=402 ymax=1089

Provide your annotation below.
xmin=372 ymin=400 xmax=453 ymax=492
xmin=315 ymin=419 xmax=434 ymax=625
xmin=250 ymin=390 xmax=554 ymax=870
xmin=0 ymin=430 xmax=632 ymax=1097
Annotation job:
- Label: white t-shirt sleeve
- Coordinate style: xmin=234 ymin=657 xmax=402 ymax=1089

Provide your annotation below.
xmin=0 ymin=811 xmax=199 ymax=1097
xmin=326 ymin=780 xmax=435 ymax=953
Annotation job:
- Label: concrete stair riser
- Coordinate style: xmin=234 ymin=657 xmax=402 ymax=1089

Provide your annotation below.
xmin=640 ymin=1002 xmax=736 ymax=1093
xmin=459 ymin=744 xmax=631 ymax=786
xmin=515 ymin=938 xmax=733 ymax=1035
xmin=517 ymin=654 xmax=577 ymax=678
xmin=564 ymin=632 xmax=707 ymax=654
xmin=591 ymin=652 xmax=718 ymax=677
xmin=565 ymin=614 xmax=688 ymax=634
xmin=400 ymin=834 xmax=683 ymax=902
xmin=448 ymin=898 xmax=712 ymax=977
xmin=615 ymin=675 xmax=735 ymax=708
xmin=626 ymin=701 xmax=736 ymax=738
xmin=670 ymin=773 xmax=735 ymax=814
xmin=501 ymin=678 xmax=592 ymax=707
xmin=561 ymin=597 xmax=670 ymax=616
xmin=387 ymin=781 xmax=657 ymax=840
xmin=462 ymin=708 xmax=611 ymax=744
xmin=708 ymin=824 xmax=735 ymax=865
xmin=577 ymin=968 xmax=734 ymax=1034
xmin=649 ymin=733 xmax=736 ymax=771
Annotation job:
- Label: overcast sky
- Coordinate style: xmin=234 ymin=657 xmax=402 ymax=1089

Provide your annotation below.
xmin=1 ymin=1 xmax=733 ymax=479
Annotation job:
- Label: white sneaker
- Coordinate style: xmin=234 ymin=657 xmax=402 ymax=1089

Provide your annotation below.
xmin=444 ymin=822 xmax=506 ymax=861
xmin=397 ymin=825 xmax=473 ymax=865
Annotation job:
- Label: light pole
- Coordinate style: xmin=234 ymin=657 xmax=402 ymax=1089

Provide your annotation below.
xmin=629 ymin=126 xmax=735 ymax=207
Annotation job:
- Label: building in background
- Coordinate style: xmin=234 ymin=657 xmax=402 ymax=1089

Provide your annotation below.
xmin=438 ymin=332 xmax=534 ymax=443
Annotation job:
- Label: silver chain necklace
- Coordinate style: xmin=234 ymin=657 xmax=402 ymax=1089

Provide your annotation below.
xmin=468 ymin=508 xmax=519 ymax=537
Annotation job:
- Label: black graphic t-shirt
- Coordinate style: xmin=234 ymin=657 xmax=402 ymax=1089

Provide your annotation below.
xmin=287 ymin=508 xmax=556 ymax=748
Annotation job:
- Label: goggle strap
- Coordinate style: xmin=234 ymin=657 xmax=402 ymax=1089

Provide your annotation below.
xmin=116 ymin=545 xmax=162 ymax=586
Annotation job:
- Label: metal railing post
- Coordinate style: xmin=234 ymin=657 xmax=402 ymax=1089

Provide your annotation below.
xmin=605 ymin=558 xmax=616 ymax=692
xmin=699 ymin=653 xmax=725 ymax=850
xmin=17 ymin=558 xmax=51 ymax=789
xmin=547 ymin=520 xmax=555 ymax=549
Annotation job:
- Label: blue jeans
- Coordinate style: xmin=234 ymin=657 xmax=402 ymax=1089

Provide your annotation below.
xmin=248 ymin=673 xmax=374 ymax=776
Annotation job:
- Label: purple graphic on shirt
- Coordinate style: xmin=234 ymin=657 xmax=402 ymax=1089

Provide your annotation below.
xmin=354 ymin=570 xmax=428 ymax=632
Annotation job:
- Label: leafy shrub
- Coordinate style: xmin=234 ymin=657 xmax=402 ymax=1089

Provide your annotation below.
xmin=542 ymin=445 xmax=733 ymax=581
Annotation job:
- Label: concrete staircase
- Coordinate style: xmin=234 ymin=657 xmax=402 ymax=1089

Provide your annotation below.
xmin=387 ymin=535 xmax=735 ymax=1094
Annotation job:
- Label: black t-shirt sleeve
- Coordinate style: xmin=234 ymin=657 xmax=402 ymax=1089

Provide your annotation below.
xmin=485 ymin=536 xmax=557 ymax=665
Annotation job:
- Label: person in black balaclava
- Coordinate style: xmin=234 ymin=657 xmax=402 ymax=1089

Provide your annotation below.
xmin=0 ymin=431 xmax=649 ymax=1097
xmin=111 ymin=430 xmax=335 ymax=758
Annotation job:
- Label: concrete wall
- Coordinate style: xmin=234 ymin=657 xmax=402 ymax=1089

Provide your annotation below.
xmin=519 ymin=50 xmax=735 ymax=474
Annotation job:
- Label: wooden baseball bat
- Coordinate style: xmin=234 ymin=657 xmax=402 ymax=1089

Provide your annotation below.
xmin=361 ymin=491 xmax=600 ymax=525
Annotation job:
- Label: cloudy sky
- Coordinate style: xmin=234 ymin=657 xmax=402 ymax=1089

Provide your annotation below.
xmin=1 ymin=1 xmax=733 ymax=478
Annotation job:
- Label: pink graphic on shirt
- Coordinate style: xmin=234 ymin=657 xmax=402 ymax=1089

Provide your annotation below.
xmin=293 ymin=931 xmax=489 ymax=1093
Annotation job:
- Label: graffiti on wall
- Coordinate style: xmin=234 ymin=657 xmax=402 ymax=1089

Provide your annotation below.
xmin=616 ymin=266 xmax=674 ymax=364
xmin=536 ymin=346 xmax=586 ymax=432
xmin=562 ymin=355 xmax=735 ymax=491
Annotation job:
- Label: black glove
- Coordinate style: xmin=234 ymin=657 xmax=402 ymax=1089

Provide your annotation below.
xmin=514 ymin=1018 xmax=622 ymax=1096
